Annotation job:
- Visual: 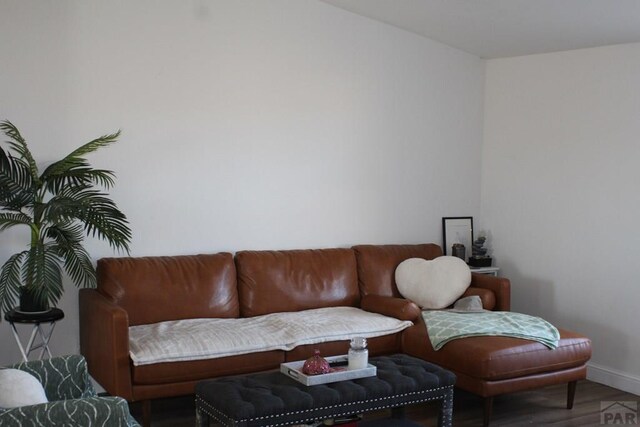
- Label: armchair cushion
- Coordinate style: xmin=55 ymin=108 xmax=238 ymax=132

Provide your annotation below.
xmin=0 ymin=396 xmax=134 ymax=427
xmin=0 ymin=355 xmax=140 ymax=427
xmin=9 ymin=355 xmax=95 ymax=400
xmin=0 ymin=369 xmax=48 ymax=408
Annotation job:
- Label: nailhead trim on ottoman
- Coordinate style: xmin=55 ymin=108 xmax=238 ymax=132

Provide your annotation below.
xmin=195 ymin=354 xmax=456 ymax=427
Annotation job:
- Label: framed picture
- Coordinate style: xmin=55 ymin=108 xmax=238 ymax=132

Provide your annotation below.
xmin=442 ymin=217 xmax=474 ymax=261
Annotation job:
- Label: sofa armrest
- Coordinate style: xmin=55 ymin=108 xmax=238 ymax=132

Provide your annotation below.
xmin=79 ymin=289 xmax=133 ymax=400
xmin=400 ymin=315 xmax=433 ymax=359
xmin=0 ymin=396 xmax=140 ymax=427
xmin=9 ymin=355 xmax=94 ymax=400
xmin=470 ymin=273 xmax=511 ymax=311
xmin=361 ymin=294 xmax=421 ymax=321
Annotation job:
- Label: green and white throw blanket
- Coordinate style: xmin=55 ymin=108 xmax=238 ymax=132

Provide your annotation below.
xmin=422 ymin=311 xmax=560 ymax=350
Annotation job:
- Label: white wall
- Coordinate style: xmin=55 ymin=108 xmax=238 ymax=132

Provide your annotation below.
xmin=482 ymin=43 xmax=640 ymax=395
xmin=0 ymin=0 xmax=485 ymax=365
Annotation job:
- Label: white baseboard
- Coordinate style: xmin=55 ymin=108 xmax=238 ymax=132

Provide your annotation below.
xmin=588 ymin=362 xmax=640 ymax=397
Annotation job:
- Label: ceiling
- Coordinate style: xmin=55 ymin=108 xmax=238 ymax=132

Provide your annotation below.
xmin=320 ymin=0 xmax=640 ymax=58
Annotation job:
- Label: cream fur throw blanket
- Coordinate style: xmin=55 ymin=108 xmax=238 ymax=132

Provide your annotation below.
xmin=129 ymin=306 xmax=413 ymax=366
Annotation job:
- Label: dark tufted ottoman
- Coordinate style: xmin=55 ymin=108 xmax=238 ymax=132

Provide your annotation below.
xmin=195 ymin=354 xmax=455 ymax=427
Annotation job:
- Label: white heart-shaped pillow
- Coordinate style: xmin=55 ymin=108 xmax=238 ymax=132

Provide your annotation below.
xmin=395 ymin=256 xmax=471 ymax=309
xmin=0 ymin=368 xmax=48 ymax=408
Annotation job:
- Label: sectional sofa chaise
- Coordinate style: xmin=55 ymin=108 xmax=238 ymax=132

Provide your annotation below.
xmin=79 ymin=243 xmax=591 ymax=426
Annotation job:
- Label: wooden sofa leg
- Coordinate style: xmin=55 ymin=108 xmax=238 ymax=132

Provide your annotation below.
xmin=142 ymin=399 xmax=151 ymax=427
xmin=483 ymin=396 xmax=493 ymax=427
xmin=567 ymin=380 xmax=577 ymax=409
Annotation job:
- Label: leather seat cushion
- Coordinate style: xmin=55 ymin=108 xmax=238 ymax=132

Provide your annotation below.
xmin=236 ymin=248 xmax=360 ymax=317
xmin=132 ymin=350 xmax=284 ymax=385
xmin=404 ymin=326 xmax=591 ymax=381
xmin=97 ymin=253 xmax=239 ymax=326
xmin=352 ymin=244 xmax=443 ymax=298
xmin=132 ymin=333 xmax=403 ymax=385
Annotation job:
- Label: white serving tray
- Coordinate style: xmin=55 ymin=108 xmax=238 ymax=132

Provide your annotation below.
xmin=280 ymin=355 xmax=376 ymax=386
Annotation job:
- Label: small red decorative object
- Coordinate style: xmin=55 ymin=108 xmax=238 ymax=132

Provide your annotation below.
xmin=302 ymin=349 xmax=331 ymax=375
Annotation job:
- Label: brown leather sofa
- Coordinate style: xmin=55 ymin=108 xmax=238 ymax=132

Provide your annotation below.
xmin=80 ymin=244 xmax=591 ymax=427
xmin=353 ymin=244 xmax=592 ymax=427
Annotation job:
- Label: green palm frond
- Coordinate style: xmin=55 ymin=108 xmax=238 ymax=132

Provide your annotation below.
xmin=22 ymin=242 xmax=64 ymax=308
xmin=41 ymin=130 xmax=120 ymax=180
xmin=43 ymin=164 xmax=116 ymax=194
xmin=65 ymin=130 xmax=121 ymax=158
xmin=0 ymin=120 xmax=39 ymax=184
xmin=0 ymin=251 xmax=28 ymax=314
xmin=43 ymin=221 xmax=84 ymax=246
xmin=61 ymin=244 xmax=96 ymax=288
xmin=46 ymin=186 xmax=131 ymax=253
xmin=0 ymin=212 xmax=32 ymax=232
xmin=0 ymin=146 xmax=34 ymax=211
xmin=46 ymin=223 xmax=96 ymax=288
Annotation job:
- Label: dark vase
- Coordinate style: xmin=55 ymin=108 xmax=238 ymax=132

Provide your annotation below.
xmin=19 ymin=287 xmax=50 ymax=312
xmin=452 ymin=243 xmax=466 ymax=260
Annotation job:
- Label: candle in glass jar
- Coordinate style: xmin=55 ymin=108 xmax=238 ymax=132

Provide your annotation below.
xmin=348 ymin=337 xmax=368 ymax=370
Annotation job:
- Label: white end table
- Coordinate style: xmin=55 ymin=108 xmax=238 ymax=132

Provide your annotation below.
xmin=469 ymin=266 xmax=500 ymax=276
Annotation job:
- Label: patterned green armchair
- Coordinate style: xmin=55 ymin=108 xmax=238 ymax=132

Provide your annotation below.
xmin=0 ymin=355 xmax=139 ymax=427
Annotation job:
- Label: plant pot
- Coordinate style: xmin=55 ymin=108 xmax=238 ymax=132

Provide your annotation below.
xmin=19 ymin=287 xmax=50 ymax=312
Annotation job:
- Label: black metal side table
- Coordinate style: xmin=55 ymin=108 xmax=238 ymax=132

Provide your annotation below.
xmin=4 ymin=308 xmax=65 ymax=362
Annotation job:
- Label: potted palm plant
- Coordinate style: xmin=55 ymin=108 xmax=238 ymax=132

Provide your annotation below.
xmin=0 ymin=120 xmax=131 ymax=315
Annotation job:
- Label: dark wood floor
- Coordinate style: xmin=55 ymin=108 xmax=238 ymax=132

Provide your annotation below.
xmin=129 ymin=380 xmax=638 ymax=426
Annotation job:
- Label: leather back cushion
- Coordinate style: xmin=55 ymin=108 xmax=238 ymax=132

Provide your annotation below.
xmin=352 ymin=244 xmax=443 ymax=297
xmin=97 ymin=253 xmax=239 ymax=326
xmin=235 ymin=248 xmax=359 ymax=317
